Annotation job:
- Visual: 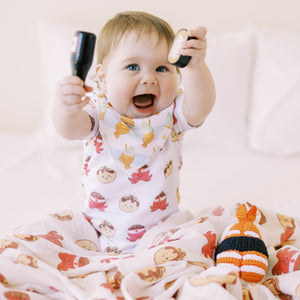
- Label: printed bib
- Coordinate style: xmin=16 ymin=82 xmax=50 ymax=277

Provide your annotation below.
xmin=96 ymin=94 xmax=174 ymax=173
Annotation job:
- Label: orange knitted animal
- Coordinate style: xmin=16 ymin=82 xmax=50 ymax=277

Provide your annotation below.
xmin=215 ymin=204 xmax=268 ymax=283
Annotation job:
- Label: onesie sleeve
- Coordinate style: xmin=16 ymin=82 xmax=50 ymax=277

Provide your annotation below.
xmin=173 ymin=93 xmax=194 ymax=132
xmin=82 ymin=92 xmax=99 ymax=140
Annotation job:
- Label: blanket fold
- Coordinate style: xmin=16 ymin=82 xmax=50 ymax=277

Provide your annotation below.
xmin=1 ymin=203 xmax=299 ymax=299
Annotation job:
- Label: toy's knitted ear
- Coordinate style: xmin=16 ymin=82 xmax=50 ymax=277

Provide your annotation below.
xmin=236 ymin=204 xmax=257 ymax=223
xmin=215 ymin=204 xmax=268 ymax=283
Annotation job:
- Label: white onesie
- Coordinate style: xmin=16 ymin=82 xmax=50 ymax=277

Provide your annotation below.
xmin=82 ymin=91 xmax=192 ymax=253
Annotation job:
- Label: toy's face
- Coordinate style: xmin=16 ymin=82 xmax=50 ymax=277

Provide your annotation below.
xmin=99 ymin=221 xmax=115 ymax=237
xmin=76 ymin=239 xmax=98 ymax=251
xmin=97 ymin=167 xmax=116 ymax=183
xmin=120 ymin=197 xmax=139 ymax=212
xmin=154 ymin=247 xmax=179 ymax=264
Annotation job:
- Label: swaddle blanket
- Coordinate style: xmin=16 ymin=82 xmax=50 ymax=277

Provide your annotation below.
xmin=1 ymin=203 xmax=300 ymax=299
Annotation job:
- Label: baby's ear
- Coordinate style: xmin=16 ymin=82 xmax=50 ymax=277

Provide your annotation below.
xmin=96 ymin=64 xmax=107 ymax=92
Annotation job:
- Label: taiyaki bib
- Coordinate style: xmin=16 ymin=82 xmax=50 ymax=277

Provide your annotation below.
xmin=96 ymin=95 xmax=174 ymax=173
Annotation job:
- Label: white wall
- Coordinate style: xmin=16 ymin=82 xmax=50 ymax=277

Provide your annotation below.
xmin=1 ymin=0 xmax=300 ymax=133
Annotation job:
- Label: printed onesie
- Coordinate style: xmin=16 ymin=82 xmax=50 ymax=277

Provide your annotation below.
xmin=82 ymin=91 xmax=192 ymax=253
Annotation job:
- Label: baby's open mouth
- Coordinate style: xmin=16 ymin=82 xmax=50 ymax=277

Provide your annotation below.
xmin=133 ymin=94 xmax=155 ymax=110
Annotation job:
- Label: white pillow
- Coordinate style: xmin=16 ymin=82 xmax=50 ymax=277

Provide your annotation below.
xmin=248 ymin=28 xmax=300 ymax=155
xmin=183 ymin=28 xmax=255 ymax=154
xmin=38 ymin=21 xmax=98 ymax=148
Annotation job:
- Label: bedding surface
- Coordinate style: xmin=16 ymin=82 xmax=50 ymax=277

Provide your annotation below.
xmin=0 ymin=202 xmax=300 ymax=299
xmin=0 ymin=133 xmax=83 ymax=234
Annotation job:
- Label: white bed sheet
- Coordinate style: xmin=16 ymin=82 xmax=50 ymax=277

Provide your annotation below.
xmin=0 ymin=133 xmax=299 ymax=235
xmin=0 ymin=133 xmax=83 ymax=234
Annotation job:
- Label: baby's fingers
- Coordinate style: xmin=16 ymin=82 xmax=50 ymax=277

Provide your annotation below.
xmin=59 ymin=94 xmax=91 ymax=112
xmin=56 ymin=76 xmax=85 ymax=104
xmin=188 ymin=26 xmax=207 ymax=41
xmin=58 ymin=75 xmax=84 ymax=87
xmin=60 ymin=84 xmax=86 ymax=98
xmin=70 ymin=95 xmax=91 ymax=110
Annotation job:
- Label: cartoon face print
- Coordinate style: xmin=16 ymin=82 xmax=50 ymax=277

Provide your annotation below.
xmin=164 ymin=160 xmax=173 ymax=178
xmin=89 ymin=192 xmax=107 ymax=211
xmin=154 ymin=246 xmax=186 ymax=264
xmin=126 ymin=225 xmax=146 ymax=242
xmin=76 ymin=239 xmax=99 ymax=251
xmin=99 ymin=220 xmax=115 ymax=237
xmin=97 ymin=166 xmax=116 ymax=183
xmin=120 ymin=195 xmax=139 ymax=212
xmin=136 ymin=265 xmax=166 ymax=282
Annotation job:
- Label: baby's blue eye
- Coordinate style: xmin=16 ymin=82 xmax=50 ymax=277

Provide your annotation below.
xmin=127 ymin=64 xmax=140 ymax=71
xmin=156 ymin=66 xmax=168 ymax=72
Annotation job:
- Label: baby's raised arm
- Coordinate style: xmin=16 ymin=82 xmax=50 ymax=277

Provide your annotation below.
xmin=52 ymin=75 xmax=93 ymax=140
xmin=181 ymin=27 xmax=216 ymax=127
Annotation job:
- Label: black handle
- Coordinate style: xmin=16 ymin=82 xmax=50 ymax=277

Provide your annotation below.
xmin=71 ymin=31 xmax=96 ymax=82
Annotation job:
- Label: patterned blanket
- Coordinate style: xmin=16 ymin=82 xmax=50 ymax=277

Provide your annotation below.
xmin=0 ymin=203 xmax=300 ymax=300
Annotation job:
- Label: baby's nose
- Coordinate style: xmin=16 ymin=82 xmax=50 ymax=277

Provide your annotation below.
xmin=141 ymin=72 xmax=157 ymax=85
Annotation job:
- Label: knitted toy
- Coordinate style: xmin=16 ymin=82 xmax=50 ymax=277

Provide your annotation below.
xmin=215 ymin=204 xmax=269 ymax=283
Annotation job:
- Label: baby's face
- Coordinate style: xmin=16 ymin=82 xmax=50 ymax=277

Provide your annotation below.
xmin=97 ymin=31 xmax=179 ymax=119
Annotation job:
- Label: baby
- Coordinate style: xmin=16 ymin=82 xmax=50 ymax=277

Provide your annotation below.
xmin=52 ymin=11 xmax=215 ymax=253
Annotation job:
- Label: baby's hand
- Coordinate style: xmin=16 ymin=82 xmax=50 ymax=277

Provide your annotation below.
xmin=182 ymin=26 xmax=207 ymax=68
xmin=55 ymin=76 xmax=93 ymax=112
